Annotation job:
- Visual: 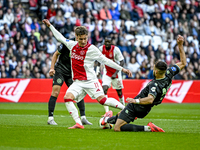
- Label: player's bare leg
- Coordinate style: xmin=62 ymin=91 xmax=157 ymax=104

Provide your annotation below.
xmin=64 ymin=92 xmax=84 ymax=129
xmin=116 ymin=89 xmax=125 ymax=105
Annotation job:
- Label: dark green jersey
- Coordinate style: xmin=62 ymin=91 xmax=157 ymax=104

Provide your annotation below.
xmin=55 ymin=44 xmax=71 ymax=76
xmin=135 ymin=64 xmax=180 ymax=108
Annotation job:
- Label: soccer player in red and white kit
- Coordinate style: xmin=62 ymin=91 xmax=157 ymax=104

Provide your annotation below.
xmin=42 ymin=19 xmax=132 ymax=129
xmin=98 ymin=37 xmax=125 ymax=113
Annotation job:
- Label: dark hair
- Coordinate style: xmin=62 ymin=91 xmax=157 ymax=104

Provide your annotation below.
xmin=155 ymin=61 xmax=167 ymax=71
xmin=75 ymin=26 xmax=88 ymax=36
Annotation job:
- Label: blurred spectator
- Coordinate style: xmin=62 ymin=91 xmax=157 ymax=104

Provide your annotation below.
xmin=37 ymin=35 xmax=47 ymax=52
xmin=3 ymin=8 xmax=14 ymax=26
xmin=0 ymin=29 xmax=9 ymax=41
xmin=46 ymin=3 xmax=56 ymax=20
xmin=138 ymin=60 xmax=149 ymax=79
xmin=63 ymin=0 xmax=74 ymax=13
xmin=120 ymin=4 xmax=131 ymax=21
xmin=109 ymin=5 xmax=120 ymax=21
xmin=122 ymin=0 xmax=132 ymax=12
xmin=74 ymin=2 xmax=84 ymax=19
xmin=127 ymin=57 xmax=140 ymax=79
xmin=47 ymin=38 xmax=56 ymax=54
xmin=31 ymin=18 xmax=41 ymax=30
xmin=100 ymin=6 xmax=112 ymax=20
xmin=52 ymin=10 xmax=65 ymax=34
xmin=94 ymin=0 xmax=104 ymax=12
xmin=136 ymin=49 xmax=148 ymax=65
xmin=154 ymin=0 xmax=165 ymax=12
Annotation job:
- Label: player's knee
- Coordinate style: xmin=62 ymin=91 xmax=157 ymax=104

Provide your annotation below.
xmin=64 ymin=92 xmax=75 ymax=100
xmin=51 ymin=91 xmax=59 ymax=97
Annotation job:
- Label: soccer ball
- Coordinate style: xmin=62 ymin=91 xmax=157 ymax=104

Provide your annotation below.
xmin=99 ymin=117 xmax=113 ymax=129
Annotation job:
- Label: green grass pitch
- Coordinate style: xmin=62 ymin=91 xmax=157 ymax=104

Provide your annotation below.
xmin=0 ymin=103 xmax=200 ymax=150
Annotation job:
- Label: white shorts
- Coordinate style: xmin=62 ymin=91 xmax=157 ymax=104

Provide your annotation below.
xmin=67 ymin=79 xmax=104 ymax=102
xmin=102 ymin=73 xmax=124 ymax=90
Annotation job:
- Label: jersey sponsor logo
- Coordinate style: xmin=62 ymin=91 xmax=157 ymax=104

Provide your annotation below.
xmin=71 ymin=52 xmax=84 ymax=60
xmin=66 ymin=39 xmax=70 ymax=42
xmin=0 ymin=79 xmax=30 ymax=102
xmin=171 ymin=67 xmax=176 ymax=71
xmin=139 ymin=80 xmax=193 ymax=103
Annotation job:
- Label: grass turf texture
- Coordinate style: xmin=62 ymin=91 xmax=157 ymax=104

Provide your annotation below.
xmin=0 ymin=103 xmax=200 ymax=150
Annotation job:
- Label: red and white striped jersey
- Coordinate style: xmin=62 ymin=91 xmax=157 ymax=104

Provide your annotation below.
xmin=99 ymin=45 xmax=124 ymax=77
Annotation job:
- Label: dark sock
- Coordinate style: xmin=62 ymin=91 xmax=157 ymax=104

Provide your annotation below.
xmin=48 ymin=96 xmax=57 ymax=117
xmin=77 ymin=99 xmax=85 ymax=116
xmin=107 ymin=114 xmax=118 ymax=124
xmin=120 ymin=124 xmax=144 ymax=132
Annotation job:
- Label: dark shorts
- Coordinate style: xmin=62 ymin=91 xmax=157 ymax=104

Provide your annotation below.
xmin=118 ymin=103 xmax=151 ymax=123
xmin=53 ymin=70 xmax=73 ymax=87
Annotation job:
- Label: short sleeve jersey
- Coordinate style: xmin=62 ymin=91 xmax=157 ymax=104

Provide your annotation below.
xmin=99 ymin=45 xmax=124 ymax=77
xmin=55 ymin=44 xmax=71 ymax=76
xmin=135 ymin=65 xmax=180 ymax=108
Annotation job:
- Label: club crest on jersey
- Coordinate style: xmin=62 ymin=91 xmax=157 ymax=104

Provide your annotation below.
xmin=109 ymin=53 xmax=112 ymax=57
xmin=80 ymin=51 xmax=85 ymax=55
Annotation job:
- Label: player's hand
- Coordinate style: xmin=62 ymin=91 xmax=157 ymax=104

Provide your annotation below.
xmin=42 ymin=19 xmax=51 ymax=27
xmin=122 ymin=68 xmax=132 ymax=77
xmin=49 ymin=69 xmax=55 ymax=77
xmin=126 ymin=98 xmax=135 ymax=103
xmin=177 ymin=35 xmax=184 ymax=46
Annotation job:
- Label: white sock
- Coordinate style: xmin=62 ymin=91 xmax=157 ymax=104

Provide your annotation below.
xmin=104 ymin=106 xmax=109 ymax=112
xmin=144 ymin=126 xmax=151 ymax=132
xmin=104 ymin=95 xmax=109 ymax=112
xmin=65 ymin=101 xmax=82 ymax=125
xmin=119 ymin=95 xmax=125 ymax=105
xmin=48 ymin=116 xmax=54 ymax=121
xmin=104 ymin=97 xmax=125 ymax=110
xmin=81 ymin=116 xmax=86 ymax=120
xmin=104 ymin=117 xmax=109 ymax=123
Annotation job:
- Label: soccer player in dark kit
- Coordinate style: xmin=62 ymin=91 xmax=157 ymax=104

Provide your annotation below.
xmin=47 ymin=43 xmax=92 ymax=125
xmin=101 ymin=35 xmax=186 ymax=132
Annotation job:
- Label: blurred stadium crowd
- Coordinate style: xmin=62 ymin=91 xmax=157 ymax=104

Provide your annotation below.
xmin=0 ymin=0 xmax=200 ymax=80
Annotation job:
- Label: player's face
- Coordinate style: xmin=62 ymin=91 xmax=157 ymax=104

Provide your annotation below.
xmin=77 ymin=34 xmax=88 ymax=47
xmin=104 ymin=38 xmax=112 ymax=49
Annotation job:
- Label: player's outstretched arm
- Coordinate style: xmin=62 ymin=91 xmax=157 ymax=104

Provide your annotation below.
xmin=176 ymin=35 xmax=187 ymax=70
xmin=126 ymin=94 xmax=154 ymax=105
xmin=49 ymin=51 xmax=60 ymax=77
xmin=42 ymin=19 xmax=67 ymax=46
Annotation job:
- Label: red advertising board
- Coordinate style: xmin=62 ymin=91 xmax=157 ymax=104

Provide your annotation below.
xmin=0 ymin=79 xmax=200 ymax=103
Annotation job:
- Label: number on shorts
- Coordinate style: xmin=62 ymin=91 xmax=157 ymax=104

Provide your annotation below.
xmin=94 ymin=82 xmax=99 ymax=88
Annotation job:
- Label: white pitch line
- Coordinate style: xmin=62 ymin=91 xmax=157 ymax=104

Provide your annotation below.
xmin=0 ymin=114 xmax=200 ymax=122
